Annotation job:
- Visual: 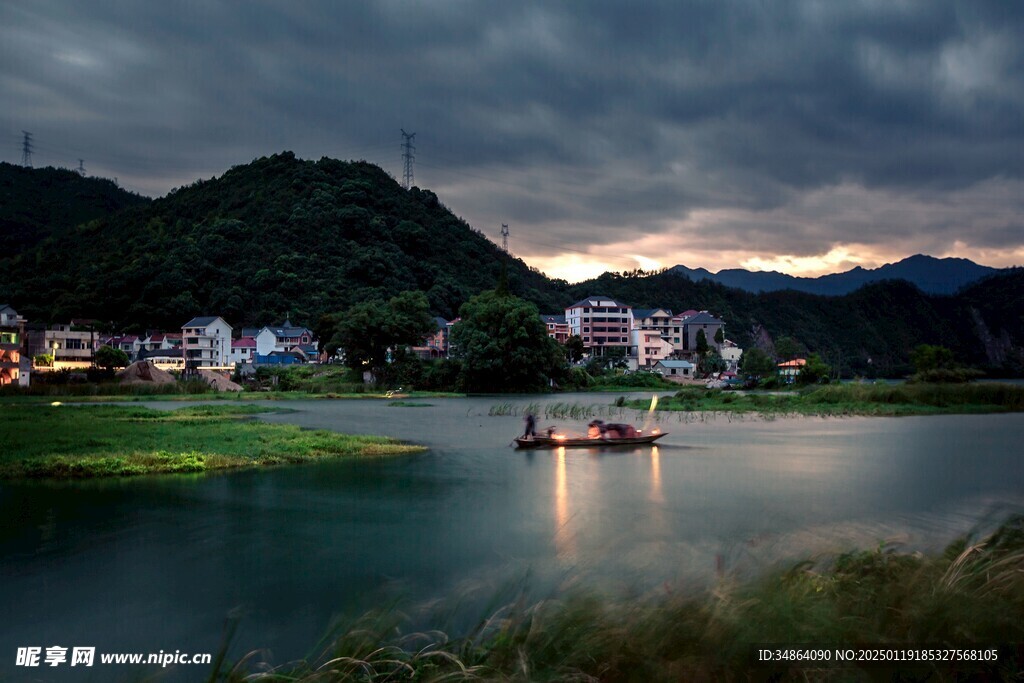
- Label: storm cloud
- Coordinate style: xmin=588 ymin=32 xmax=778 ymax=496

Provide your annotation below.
xmin=2 ymin=1 xmax=1022 ymax=279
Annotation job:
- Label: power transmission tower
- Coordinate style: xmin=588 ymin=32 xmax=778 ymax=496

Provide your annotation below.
xmin=77 ymin=159 xmax=86 ymax=176
xmin=501 ymin=223 xmax=510 ymax=253
xmin=400 ymin=129 xmax=416 ymax=189
xmin=21 ymin=131 xmax=33 ymax=167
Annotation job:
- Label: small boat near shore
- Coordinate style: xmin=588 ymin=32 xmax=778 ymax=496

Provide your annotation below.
xmin=513 ymin=432 xmax=668 ymax=449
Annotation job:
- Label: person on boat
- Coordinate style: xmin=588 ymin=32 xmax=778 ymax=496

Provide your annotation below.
xmin=605 ymin=423 xmax=638 ymax=438
xmin=523 ymin=412 xmax=537 ymax=439
xmin=587 ymin=420 xmax=606 ymax=439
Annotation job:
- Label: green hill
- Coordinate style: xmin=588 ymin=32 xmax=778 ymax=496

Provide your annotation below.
xmin=0 ymin=152 xmax=565 ymax=329
xmin=0 ymin=162 xmax=149 ymax=254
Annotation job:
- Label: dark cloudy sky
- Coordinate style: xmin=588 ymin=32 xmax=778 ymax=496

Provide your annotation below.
xmin=3 ymin=1 xmax=1022 ymax=281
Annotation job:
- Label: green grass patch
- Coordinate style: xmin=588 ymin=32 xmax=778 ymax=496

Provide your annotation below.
xmin=0 ymin=404 xmax=425 ymax=479
xmin=0 ymin=390 xmax=464 ymax=404
xmin=0 ymin=378 xmax=215 ymax=398
xmin=223 ymin=518 xmax=1024 ymax=681
xmin=623 ymin=382 xmax=1024 ymax=417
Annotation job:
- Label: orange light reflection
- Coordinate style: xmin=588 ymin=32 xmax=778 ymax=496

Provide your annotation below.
xmin=554 ymin=447 xmax=575 ymax=562
xmin=650 ymin=446 xmax=664 ymax=503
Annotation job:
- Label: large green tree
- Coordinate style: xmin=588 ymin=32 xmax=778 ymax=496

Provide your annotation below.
xmin=695 ymin=329 xmax=710 ymax=357
xmin=449 ymin=290 xmax=566 ymax=392
xmin=698 ymin=351 xmax=727 ymax=376
xmin=774 ymin=336 xmax=803 ymax=361
xmin=564 ymin=335 xmax=586 ymax=364
xmin=796 ymin=352 xmax=831 ymax=385
xmin=739 ymin=347 xmax=776 ymax=381
xmin=910 ymin=344 xmax=955 ymax=373
xmin=95 ymin=345 xmax=129 ymax=369
xmin=329 ymin=291 xmax=436 ymax=381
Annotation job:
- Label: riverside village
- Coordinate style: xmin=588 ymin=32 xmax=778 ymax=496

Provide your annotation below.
xmin=1 ymin=298 xmax=745 ymax=390
xmin=4 ymin=1 xmax=1024 ymax=679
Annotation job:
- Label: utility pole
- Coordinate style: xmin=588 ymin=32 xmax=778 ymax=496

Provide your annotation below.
xmin=77 ymin=159 xmax=86 ymax=176
xmin=400 ymin=129 xmax=416 ymax=189
xmin=21 ymin=131 xmax=33 ymax=167
xmin=500 ymin=223 xmax=510 ymax=253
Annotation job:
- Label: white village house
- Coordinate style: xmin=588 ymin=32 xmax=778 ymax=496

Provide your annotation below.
xmin=182 ymin=316 xmax=233 ymax=370
xmin=242 ymin=320 xmax=317 ymax=360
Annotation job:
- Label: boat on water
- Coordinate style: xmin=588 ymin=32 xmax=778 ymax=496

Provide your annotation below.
xmin=513 ymin=432 xmax=668 ymax=449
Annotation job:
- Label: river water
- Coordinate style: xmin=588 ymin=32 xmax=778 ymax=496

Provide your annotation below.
xmin=2 ymin=394 xmax=1023 ymax=679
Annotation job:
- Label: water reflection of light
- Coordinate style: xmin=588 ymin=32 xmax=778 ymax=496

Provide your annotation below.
xmin=554 ymin=447 xmax=575 ymax=561
xmin=650 ymin=446 xmax=664 ymax=503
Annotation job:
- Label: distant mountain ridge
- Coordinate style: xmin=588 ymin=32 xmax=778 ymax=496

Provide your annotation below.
xmin=670 ymin=255 xmax=1004 ymax=295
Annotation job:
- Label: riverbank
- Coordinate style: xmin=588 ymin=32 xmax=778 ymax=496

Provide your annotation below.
xmin=0 ymin=390 xmax=464 ymax=403
xmin=228 ymin=518 xmax=1024 ymax=681
xmin=624 ymin=382 xmax=1024 ymax=417
xmin=0 ymin=404 xmax=425 ymax=479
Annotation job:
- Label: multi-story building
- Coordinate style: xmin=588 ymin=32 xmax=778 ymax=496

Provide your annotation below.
xmin=249 ymin=320 xmax=316 ymax=358
xmin=565 ymin=296 xmax=633 ymax=356
xmin=632 ymin=308 xmax=674 ymax=337
xmin=182 ymin=316 xmax=233 ymax=370
xmin=720 ymin=339 xmax=743 ymax=371
xmin=0 ymin=304 xmax=27 ymax=386
xmin=230 ymin=337 xmax=257 ymax=366
xmin=138 ymin=332 xmax=183 ymax=353
xmin=540 ymin=314 xmax=569 ymax=343
xmin=32 ymin=323 xmax=99 ymax=368
xmin=630 ymin=328 xmax=674 ymax=369
xmin=103 ymin=335 xmax=140 ymax=360
xmin=412 ymin=317 xmax=451 ymax=359
xmin=676 ymin=311 xmax=726 ymax=357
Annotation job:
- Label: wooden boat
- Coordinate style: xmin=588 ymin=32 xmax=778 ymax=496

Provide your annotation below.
xmin=513 ymin=432 xmax=668 ymax=449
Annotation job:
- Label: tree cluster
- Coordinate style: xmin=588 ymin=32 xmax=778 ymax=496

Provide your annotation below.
xmin=324 ymin=289 xmax=566 ymax=393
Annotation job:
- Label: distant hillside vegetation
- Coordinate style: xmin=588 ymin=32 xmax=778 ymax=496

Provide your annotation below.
xmin=0 ymin=152 xmax=565 ymax=329
xmin=0 ymin=162 xmax=149 ymax=254
xmin=568 ymin=269 xmax=1024 ymax=376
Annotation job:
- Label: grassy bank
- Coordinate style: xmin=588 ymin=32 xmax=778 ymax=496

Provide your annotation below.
xmin=220 ymin=518 xmax=1024 ymax=681
xmin=0 ymin=404 xmax=424 ymax=479
xmin=0 ymin=390 xmax=464 ymax=404
xmin=624 ymin=382 xmax=1024 ymax=417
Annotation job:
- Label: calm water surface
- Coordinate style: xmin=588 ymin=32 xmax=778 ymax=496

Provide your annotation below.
xmin=2 ymin=394 xmax=1023 ymax=679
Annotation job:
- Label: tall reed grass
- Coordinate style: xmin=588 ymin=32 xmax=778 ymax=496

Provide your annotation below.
xmin=219 ymin=517 xmax=1024 ymax=681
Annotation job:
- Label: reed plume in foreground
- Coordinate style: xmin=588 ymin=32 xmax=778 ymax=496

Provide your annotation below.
xmin=217 ymin=517 xmax=1024 ymax=681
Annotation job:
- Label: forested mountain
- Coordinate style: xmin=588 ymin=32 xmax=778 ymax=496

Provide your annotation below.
xmin=568 ymin=269 xmax=1024 ymax=376
xmin=0 ymin=162 xmax=149 ymax=254
xmin=1 ymin=152 xmax=1020 ymax=376
xmin=0 ymin=152 xmax=565 ymax=328
xmin=671 ymin=254 xmax=1003 ymax=295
